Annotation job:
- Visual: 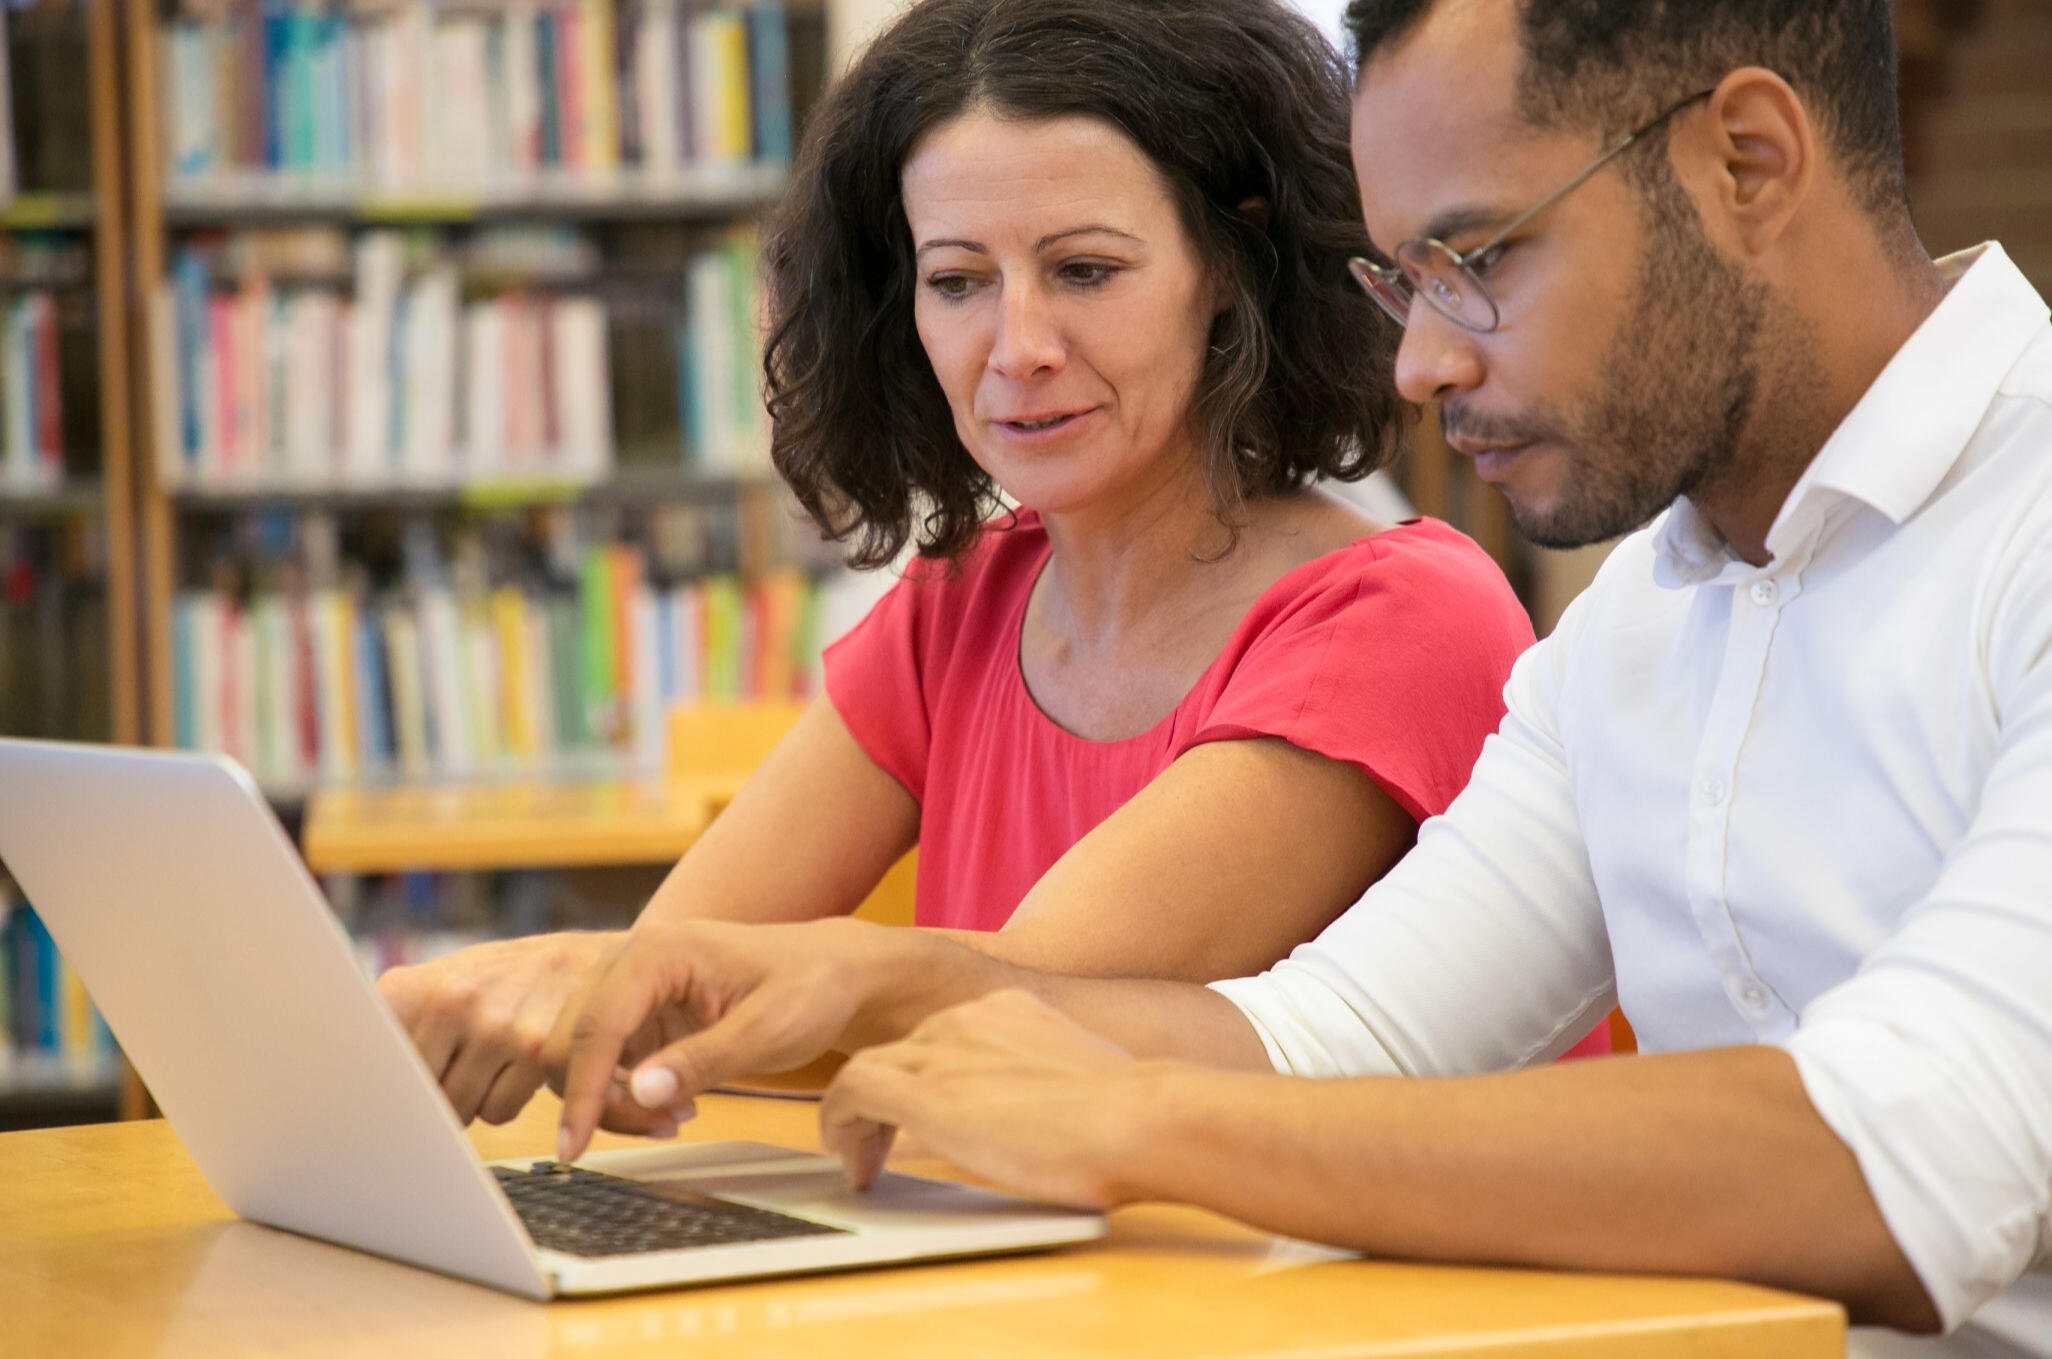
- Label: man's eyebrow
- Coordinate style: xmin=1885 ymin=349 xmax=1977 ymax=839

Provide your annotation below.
xmin=1416 ymin=205 xmax=1512 ymax=247
xmin=915 ymin=225 xmax=1143 ymax=258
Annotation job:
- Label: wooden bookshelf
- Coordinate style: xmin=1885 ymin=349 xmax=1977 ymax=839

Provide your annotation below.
xmin=125 ymin=0 xmax=830 ymax=776
xmin=0 ymin=0 xmax=140 ymax=1123
xmin=101 ymin=0 xmax=834 ymax=1124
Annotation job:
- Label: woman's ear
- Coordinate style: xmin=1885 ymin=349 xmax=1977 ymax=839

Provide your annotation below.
xmin=1210 ymin=197 xmax=1271 ymax=316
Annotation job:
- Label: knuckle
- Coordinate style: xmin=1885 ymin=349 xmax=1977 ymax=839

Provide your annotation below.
xmin=511 ymin=1021 xmax=551 ymax=1065
xmin=433 ymin=974 xmax=484 ymax=1018
xmin=566 ymin=1009 xmax=611 ymax=1054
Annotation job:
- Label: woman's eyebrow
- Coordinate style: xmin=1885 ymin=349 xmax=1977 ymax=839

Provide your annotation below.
xmin=1034 ymin=224 xmax=1143 ymax=251
xmin=915 ymin=224 xmax=1144 ymax=258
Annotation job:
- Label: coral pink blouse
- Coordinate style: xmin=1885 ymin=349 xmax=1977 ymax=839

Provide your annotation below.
xmin=824 ymin=510 xmax=1535 ymax=931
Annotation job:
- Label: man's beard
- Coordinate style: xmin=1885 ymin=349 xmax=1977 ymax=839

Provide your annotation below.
xmin=1449 ymin=172 xmax=1772 ymax=551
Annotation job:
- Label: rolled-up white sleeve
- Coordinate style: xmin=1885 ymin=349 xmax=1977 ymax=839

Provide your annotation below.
xmin=1782 ymin=543 xmax=2052 ymax=1333
xmin=1210 ymin=619 xmax=1617 ymax=1079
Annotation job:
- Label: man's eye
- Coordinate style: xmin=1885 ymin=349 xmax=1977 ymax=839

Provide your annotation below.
xmin=1467 ymin=243 xmax=1510 ymax=277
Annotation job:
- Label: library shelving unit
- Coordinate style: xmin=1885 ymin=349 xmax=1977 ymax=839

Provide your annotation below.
xmin=108 ymin=0 xmax=841 ymax=1084
xmin=0 ymin=0 xmax=141 ymax=1128
xmin=124 ymin=0 xmax=834 ymax=797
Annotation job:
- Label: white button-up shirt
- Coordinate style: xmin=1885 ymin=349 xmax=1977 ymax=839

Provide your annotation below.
xmin=1212 ymin=243 xmax=2052 ymax=1355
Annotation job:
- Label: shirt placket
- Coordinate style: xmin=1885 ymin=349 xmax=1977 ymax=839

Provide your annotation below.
xmin=1684 ymin=565 xmax=1804 ymax=1039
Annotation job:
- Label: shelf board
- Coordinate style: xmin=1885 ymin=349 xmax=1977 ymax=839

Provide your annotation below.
xmin=0 ymin=476 xmax=104 ymax=516
xmin=162 ymin=465 xmax=775 ymax=511
xmin=303 ymin=769 xmax=727 ymax=874
xmin=249 ymin=745 xmax=664 ymax=811
xmin=0 ymin=194 xmax=96 ymax=231
xmin=161 ymin=165 xmax=789 ymax=226
xmin=0 ymin=1052 xmax=122 ymax=1124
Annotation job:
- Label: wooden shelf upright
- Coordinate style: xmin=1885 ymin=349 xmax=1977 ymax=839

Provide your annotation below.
xmin=0 ymin=0 xmax=142 ymax=1123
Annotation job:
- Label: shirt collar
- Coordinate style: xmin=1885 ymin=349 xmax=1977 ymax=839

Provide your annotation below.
xmin=1651 ymin=242 xmax=2051 ymax=588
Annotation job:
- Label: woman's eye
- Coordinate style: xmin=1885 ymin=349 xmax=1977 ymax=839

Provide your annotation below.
xmin=926 ymin=274 xmax=976 ymax=300
xmin=1059 ymin=261 xmax=1119 ymax=287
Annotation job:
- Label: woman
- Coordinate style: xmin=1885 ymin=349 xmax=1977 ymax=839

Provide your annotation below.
xmin=382 ymin=0 xmax=1570 ymax=1131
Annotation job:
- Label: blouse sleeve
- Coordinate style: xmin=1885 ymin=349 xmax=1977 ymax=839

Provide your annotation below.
xmin=821 ymin=562 xmax=943 ymax=804
xmin=1187 ymin=524 xmax=1535 ymax=823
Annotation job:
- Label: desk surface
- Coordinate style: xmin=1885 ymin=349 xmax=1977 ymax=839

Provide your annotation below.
xmin=0 ymin=1094 xmax=1845 ymax=1358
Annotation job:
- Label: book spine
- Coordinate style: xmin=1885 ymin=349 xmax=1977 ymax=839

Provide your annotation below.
xmin=746 ymin=1 xmax=790 ymax=165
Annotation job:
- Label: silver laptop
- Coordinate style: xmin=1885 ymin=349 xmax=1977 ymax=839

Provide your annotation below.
xmin=0 ymin=738 xmax=1105 ymax=1298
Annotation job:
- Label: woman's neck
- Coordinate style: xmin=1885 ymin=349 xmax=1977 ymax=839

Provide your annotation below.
xmin=1033 ymin=471 xmax=1246 ymax=655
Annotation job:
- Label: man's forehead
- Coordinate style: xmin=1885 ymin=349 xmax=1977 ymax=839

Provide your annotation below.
xmin=1348 ymin=0 xmax=1544 ymax=241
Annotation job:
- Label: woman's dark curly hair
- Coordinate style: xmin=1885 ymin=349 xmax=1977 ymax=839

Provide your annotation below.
xmin=762 ymin=0 xmax=1407 ymax=567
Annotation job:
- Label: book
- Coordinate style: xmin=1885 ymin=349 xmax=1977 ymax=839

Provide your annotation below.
xmin=0 ymin=3 xmax=14 ymax=201
xmin=168 ymin=526 xmax=825 ymax=792
xmin=156 ymin=0 xmax=792 ymax=196
xmin=166 ymin=229 xmax=627 ymax=490
xmin=0 ymin=896 xmax=117 ymax=1074
xmin=6 ymin=0 xmax=90 ymax=194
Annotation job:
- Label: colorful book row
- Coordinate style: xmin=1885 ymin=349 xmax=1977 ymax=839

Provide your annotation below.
xmin=156 ymin=231 xmax=611 ymax=487
xmin=0 ymin=891 xmax=117 ymax=1078
xmin=0 ymin=292 xmax=66 ymax=486
xmin=151 ymin=226 xmax=769 ymax=488
xmin=0 ymin=522 xmax=112 ymax=743
xmin=172 ymin=558 xmax=822 ymax=791
xmin=159 ymin=0 xmax=790 ymax=192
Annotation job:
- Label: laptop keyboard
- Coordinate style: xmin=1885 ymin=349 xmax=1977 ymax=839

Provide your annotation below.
xmin=493 ymin=1161 xmax=848 ymax=1258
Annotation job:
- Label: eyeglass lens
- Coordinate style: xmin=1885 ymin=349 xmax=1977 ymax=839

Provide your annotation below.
xmin=1394 ymin=240 xmax=1500 ymax=331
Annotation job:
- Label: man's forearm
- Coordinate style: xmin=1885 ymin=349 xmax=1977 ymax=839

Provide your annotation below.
xmin=848 ymin=925 xmax=1272 ymax=1070
xmin=1108 ymin=1045 xmax=1939 ymax=1331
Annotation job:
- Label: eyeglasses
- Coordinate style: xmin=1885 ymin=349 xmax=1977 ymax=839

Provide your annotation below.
xmin=1349 ymin=87 xmax=1716 ymax=333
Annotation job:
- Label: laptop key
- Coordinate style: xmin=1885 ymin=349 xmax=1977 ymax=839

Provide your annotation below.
xmin=492 ymin=1162 xmax=848 ymax=1258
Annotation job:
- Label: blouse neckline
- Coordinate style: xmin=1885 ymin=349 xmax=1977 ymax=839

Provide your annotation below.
xmin=1006 ymin=514 xmax=1431 ymax=747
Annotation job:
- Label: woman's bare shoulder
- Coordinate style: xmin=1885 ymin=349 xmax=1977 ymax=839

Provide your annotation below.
xmin=1246 ymin=489 xmax=1392 ymax=575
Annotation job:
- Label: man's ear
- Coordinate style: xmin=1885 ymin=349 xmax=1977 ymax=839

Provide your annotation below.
xmin=1696 ymin=67 xmax=1814 ymax=256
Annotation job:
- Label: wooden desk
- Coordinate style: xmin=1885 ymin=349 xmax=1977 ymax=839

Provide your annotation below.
xmin=0 ymin=1093 xmax=1843 ymax=1357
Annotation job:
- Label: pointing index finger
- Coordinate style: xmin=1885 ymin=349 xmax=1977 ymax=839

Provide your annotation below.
xmin=554 ymin=948 xmax=669 ymax=1161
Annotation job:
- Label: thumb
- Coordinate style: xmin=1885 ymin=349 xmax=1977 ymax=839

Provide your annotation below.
xmin=627 ymin=975 xmax=846 ymax=1106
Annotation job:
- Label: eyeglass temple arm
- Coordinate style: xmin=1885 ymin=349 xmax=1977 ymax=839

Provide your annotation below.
xmin=1457 ymin=87 xmax=1718 ymax=267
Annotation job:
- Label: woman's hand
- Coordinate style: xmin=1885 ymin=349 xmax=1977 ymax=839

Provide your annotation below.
xmin=545 ymin=917 xmax=913 ymax=1160
xmin=378 ymin=930 xmax=627 ymax=1125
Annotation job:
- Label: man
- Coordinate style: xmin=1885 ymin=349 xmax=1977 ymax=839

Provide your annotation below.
xmin=546 ymin=1 xmax=2052 ymax=1349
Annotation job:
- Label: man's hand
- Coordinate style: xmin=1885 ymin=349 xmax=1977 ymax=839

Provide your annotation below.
xmin=378 ymin=930 xmax=628 ymax=1125
xmin=818 ymin=990 xmax=1151 ymax=1209
xmin=547 ymin=916 xmax=908 ymax=1161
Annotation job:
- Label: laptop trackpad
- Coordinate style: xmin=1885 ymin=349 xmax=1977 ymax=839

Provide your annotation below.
xmin=589 ymin=1142 xmax=1079 ymax=1230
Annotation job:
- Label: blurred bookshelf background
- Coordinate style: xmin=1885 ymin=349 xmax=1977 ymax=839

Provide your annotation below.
xmin=3 ymin=0 xmax=2048 ymax=1128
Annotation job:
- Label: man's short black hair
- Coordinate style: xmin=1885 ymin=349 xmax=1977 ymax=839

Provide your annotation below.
xmin=1343 ymin=0 xmax=1907 ymax=219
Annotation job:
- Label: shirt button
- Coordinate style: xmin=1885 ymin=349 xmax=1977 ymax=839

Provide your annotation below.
xmin=1739 ymin=982 xmax=1769 ymax=1011
xmin=1749 ymin=580 xmax=1779 ymax=606
xmin=1698 ymin=778 xmax=1728 ymax=806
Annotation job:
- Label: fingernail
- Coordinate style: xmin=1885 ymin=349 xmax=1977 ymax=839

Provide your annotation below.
xmin=556 ymin=1127 xmax=573 ymax=1164
xmin=647 ymin=1120 xmax=678 ymax=1141
xmin=670 ymin=1098 xmax=698 ymax=1124
xmin=631 ymin=1065 xmax=679 ymax=1109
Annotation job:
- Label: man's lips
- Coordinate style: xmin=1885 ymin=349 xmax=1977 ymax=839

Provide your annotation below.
xmin=1447 ymin=435 xmax=1537 ymax=482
